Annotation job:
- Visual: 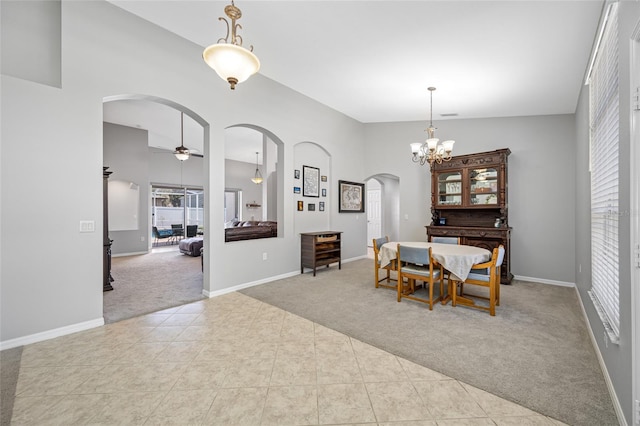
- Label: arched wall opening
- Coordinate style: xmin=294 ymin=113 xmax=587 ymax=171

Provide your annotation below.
xmin=102 ymin=94 xmax=210 ymax=320
xmin=293 ymin=141 xmax=332 ymax=234
xmin=224 ymin=124 xmax=285 ymax=241
xmin=365 ymin=174 xmax=400 ymax=244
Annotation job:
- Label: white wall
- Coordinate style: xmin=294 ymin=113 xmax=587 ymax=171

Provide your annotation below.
xmin=0 ymin=0 xmax=367 ymax=346
xmin=573 ymin=3 xmax=640 ymax=424
xmin=103 ymin=122 xmax=149 ymax=255
xmin=364 ymin=114 xmax=577 ymax=284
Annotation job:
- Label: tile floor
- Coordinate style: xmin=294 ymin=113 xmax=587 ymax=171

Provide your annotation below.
xmin=9 ymin=292 xmax=566 ymax=425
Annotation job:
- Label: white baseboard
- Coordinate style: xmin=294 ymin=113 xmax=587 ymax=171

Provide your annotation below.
xmin=203 ymin=270 xmax=301 ymax=298
xmin=0 ymin=317 xmax=105 ymax=351
xmin=575 ymin=287 xmax=627 ymax=426
xmin=513 ymin=275 xmax=575 ymax=287
xmin=202 ymin=255 xmax=368 ymax=298
xmin=112 ymin=250 xmax=149 ymax=258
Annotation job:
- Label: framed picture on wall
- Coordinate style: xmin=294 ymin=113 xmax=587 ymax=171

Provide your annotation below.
xmin=308 ymin=203 xmax=316 ymax=211
xmin=294 ymin=169 xmax=300 ymax=179
xmin=338 ymin=180 xmax=365 ymax=213
xmin=297 ymin=201 xmax=304 ymax=211
xmin=319 ymin=202 xmax=325 ymax=211
xmin=303 ymin=165 xmax=320 ymax=197
xmin=293 ymin=187 xmax=301 ymax=194
xmin=321 ymin=175 xmax=327 ymax=182
xmin=322 ymin=188 xmax=327 ymax=197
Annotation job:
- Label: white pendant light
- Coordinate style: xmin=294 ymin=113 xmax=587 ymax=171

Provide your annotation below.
xmin=251 ymin=152 xmax=263 ymax=184
xmin=202 ymin=1 xmax=260 ymax=90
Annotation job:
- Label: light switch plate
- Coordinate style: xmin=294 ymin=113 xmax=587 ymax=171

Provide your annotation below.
xmin=79 ymin=220 xmax=95 ymax=233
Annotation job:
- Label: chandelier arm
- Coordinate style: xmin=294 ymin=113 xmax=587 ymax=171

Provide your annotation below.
xmin=217 ymin=17 xmax=230 ymax=43
xmin=233 ymin=24 xmax=243 ymax=46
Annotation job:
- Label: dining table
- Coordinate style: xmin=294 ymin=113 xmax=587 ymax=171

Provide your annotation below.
xmin=379 ymin=241 xmax=492 ymax=303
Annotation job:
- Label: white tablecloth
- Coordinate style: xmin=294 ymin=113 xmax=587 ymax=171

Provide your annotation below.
xmin=379 ymin=241 xmax=491 ymax=282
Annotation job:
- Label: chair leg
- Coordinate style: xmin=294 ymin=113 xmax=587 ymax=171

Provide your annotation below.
xmin=374 ymin=264 xmax=380 ymax=288
xmin=428 ymin=279 xmax=434 ymax=310
xmin=489 ymin=281 xmax=496 ymax=316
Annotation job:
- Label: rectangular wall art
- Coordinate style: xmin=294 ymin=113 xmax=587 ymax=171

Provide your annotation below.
xmin=338 ymin=180 xmax=365 ymax=213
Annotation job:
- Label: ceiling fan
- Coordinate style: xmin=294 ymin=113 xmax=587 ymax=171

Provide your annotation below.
xmin=152 ymin=111 xmax=203 ymax=159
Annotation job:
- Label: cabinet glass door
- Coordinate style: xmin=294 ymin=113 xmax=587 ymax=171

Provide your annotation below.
xmin=437 ymin=171 xmax=462 ymax=206
xmin=469 ymin=168 xmax=498 ymax=205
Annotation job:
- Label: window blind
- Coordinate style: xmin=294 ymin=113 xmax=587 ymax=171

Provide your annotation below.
xmin=588 ymin=2 xmax=619 ymax=343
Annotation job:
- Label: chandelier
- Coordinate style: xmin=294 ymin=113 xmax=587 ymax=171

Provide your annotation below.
xmin=174 ymin=112 xmax=190 ymax=161
xmin=410 ymin=87 xmax=455 ymax=166
xmin=251 ymin=152 xmax=263 ymax=184
xmin=202 ymin=1 xmax=260 ymax=90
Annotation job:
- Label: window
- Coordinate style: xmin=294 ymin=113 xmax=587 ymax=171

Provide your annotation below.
xmin=588 ymin=3 xmax=619 ymax=344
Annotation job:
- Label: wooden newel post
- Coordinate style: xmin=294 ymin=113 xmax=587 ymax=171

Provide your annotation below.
xmin=103 ymin=167 xmax=114 ymax=291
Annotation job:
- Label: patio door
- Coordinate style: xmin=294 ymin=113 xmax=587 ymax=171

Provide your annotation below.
xmin=151 ymin=185 xmax=204 ymax=240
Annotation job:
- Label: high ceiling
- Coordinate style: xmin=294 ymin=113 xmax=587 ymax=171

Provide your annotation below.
xmin=103 ymin=0 xmax=604 ymax=161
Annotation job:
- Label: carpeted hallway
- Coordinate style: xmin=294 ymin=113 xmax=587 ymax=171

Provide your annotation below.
xmin=104 ymin=247 xmax=205 ymax=324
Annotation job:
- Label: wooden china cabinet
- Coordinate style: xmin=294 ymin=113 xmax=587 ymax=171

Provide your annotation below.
xmin=426 ymin=149 xmax=513 ymax=284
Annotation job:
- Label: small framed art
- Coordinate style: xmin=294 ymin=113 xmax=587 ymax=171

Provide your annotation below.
xmin=294 ymin=169 xmax=300 ymax=179
xmin=321 ymin=175 xmax=327 ymax=182
xmin=308 ymin=203 xmax=316 ymax=211
xmin=294 ymin=187 xmax=301 ymax=194
xmin=297 ymin=201 xmax=304 ymax=211
xmin=303 ymin=165 xmax=320 ymax=197
xmin=319 ymin=202 xmax=325 ymax=211
xmin=338 ymin=180 xmax=365 ymax=213
xmin=322 ymin=188 xmax=326 ymax=197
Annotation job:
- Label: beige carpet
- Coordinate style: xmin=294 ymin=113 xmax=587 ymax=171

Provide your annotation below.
xmin=104 ymin=249 xmax=204 ymax=324
xmin=240 ymin=258 xmax=617 ymax=426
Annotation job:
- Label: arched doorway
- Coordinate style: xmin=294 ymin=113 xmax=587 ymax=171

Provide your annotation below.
xmin=102 ymin=95 xmax=209 ymax=323
xmin=365 ymin=174 xmax=400 ymax=246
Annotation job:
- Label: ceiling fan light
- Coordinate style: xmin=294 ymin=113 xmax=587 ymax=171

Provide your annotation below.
xmin=174 ymin=146 xmax=190 ymax=161
xmin=203 ymin=44 xmax=260 ymax=89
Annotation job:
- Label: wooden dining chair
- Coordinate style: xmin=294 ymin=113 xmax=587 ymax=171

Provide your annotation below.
xmin=429 ymin=236 xmax=461 ymax=245
xmin=452 ymin=245 xmax=504 ymax=316
xmin=429 ymin=235 xmax=460 ymax=285
xmin=373 ymin=236 xmax=397 ymax=289
xmin=396 ymin=244 xmax=443 ymax=310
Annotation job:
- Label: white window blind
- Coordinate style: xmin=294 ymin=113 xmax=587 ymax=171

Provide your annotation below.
xmin=588 ymin=2 xmax=619 ymax=343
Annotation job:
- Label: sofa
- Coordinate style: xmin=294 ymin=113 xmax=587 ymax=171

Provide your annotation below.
xmin=225 ymin=221 xmax=277 ymax=242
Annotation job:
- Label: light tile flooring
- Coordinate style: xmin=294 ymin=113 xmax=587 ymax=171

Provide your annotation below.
xmin=9 ymin=292 xmax=566 ymax=425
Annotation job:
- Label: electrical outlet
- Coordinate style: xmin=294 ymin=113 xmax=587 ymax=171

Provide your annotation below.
xmin=262 ymin=252 xmax=267 ymax=261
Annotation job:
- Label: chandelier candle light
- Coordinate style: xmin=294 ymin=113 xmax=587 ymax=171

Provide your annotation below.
xmin=410 ymin=87 xmax=455 ymax=166
xmin=174 ymin=112 xmax=190 ymax=161
xmin=202 ymin=1 xmax=260 ymax=90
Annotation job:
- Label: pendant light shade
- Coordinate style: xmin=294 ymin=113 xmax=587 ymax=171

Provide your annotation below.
xmin=202 ymin=1 xmax=260 ymax=90
xmin=251 ymin=151 xmax=263 ymax=184
xmin=174 ymin=112 xmax=190 ymax=161
xmin=203 ymin=44 xmax=260 ymax=90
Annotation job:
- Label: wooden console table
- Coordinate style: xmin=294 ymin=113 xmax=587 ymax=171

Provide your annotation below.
xmin=300 ymin=231 xmax=342 ymax=276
